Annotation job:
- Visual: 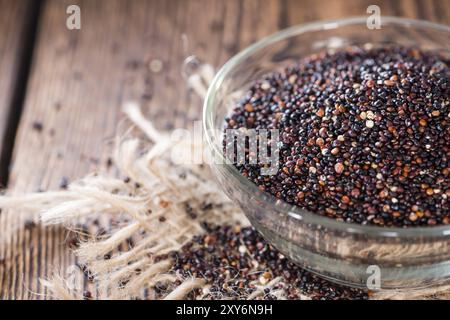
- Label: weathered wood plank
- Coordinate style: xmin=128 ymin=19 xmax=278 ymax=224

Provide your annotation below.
xmin=0 ymin=0 xmax=40 ymax=184
xmin=1 ymin=0 xmax=280 ymax=300
xmin=0 ymin=0 xmax=41 ymax=299
xmin=1 ymin=0 xmax=449 ymax=299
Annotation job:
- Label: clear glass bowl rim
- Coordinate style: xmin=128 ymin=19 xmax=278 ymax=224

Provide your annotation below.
xmin=203 ymin=16 xmax=450 ymax=238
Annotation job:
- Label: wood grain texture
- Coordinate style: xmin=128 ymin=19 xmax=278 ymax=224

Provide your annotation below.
xmin=0 ymin=0 xmax=449 ymax=299
xmin=0 ymin=0 xmax=38 ymax=184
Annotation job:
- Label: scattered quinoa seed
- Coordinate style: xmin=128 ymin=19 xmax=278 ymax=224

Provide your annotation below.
xmin=24 ymin=220 xmax=36 ymax=230
xmin=169 ymin=224 xmax=368 ymax=300
xmin=83 ymin=290 xmax=92 ymax=300
xmin=32 ymin=121 xmax=43 ymax=132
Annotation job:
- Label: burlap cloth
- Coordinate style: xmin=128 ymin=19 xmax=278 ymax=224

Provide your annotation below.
xmin=0 ymin=63 xmax=448 ymax=300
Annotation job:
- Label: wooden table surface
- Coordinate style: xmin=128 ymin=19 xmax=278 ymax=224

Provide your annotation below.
xmin=0 ymin=0 xmax=449 ymax=299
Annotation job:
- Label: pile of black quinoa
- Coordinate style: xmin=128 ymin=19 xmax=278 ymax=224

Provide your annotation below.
xmin=168 ymin=223 xmax=368 ymax=300
xmin=225 ymin=46 xmax=449 ymax=227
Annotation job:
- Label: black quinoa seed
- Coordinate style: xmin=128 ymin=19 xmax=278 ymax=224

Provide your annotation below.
xmin=32 ymin=121 xmax=43 ymax=132
xmin=59 ymin=176 xmax=69 ymax=189
xmin=169 ymin=224 xmax=368 ymax=300
xmin=224 ymin=46 xmax=449 ymax=227
xmin=106 ymin=157 xmax=114 ymax=168
xmin=83 ymin=290 xmax=92 ymax=300
xmin=24 ymin=220 xmax=37 ymax=230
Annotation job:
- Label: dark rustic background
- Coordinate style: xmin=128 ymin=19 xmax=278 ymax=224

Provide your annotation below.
xmin=0 ymin=0 xmax=449 ymax=299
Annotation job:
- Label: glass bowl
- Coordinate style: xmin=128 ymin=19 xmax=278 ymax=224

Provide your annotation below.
xmin=203 ymin=16 xmax=450 ymax=291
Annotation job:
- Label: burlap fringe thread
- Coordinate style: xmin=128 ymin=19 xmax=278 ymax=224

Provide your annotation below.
xmin=0 ymin=63 xmax=448 ymax=300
